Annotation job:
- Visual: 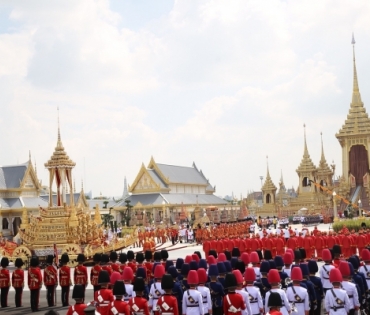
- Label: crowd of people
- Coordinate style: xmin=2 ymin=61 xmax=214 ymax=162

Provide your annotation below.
xmin=1 ymin=222 xmax=370 ymax=315
xmin=202 ymin=224 xmax=370 ymax=260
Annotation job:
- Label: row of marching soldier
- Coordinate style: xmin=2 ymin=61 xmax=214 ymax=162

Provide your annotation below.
xmin=1 ymin=243 xmax=370 ymax=314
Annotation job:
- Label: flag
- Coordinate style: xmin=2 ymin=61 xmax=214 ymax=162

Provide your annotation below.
xmin=53 ymin=244 xmax=59 ymax=266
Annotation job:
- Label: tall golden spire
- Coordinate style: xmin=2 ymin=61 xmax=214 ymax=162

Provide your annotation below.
xmin=351 ymin=33 xmax=361 ymax=105
xmin=336 ymin=34 xmax=370 ymax=138
xmin=296 ymin=124 xmax=317 ymax=174
xmin=45 ymin=108 xmax=75 ymax=170
xmin=318 ymin=132 xmax=331 ymax=170
xmin=317 ymin=132 xmax=333 ymax=183
xmin=57 ymin=106 xmax=63 ymax=148
xmin=320 ymin=132 xmax=325 ymax=163
xmin=303 ymin=123 xmax=309 ymax=157
xmin=262 ymin=156 xmax=277 ymax=191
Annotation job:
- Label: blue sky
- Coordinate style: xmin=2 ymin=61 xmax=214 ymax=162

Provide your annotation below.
xmin=0 ymin=0 xmax=370 ymax=198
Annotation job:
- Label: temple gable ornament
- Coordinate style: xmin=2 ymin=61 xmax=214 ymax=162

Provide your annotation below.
xmin=137 ymin=174 xmax=155 ymax=190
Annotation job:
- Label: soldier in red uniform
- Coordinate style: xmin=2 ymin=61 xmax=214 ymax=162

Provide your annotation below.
xmin=127 ymin=251 xmax=137 ymax=274
xmin=101 ymin=254 xmax=113 ymax=276
xmin=66 ymin=284 xmax=88 ymax=315
xmin=0 ymin=257 xmax=10 ymax=307
xmin=109 ymin=251 xmax=120 ymax=273
xmin=12 ymin=258 xmax=24 ymax=307
xmin=157 ymin=274 xmax=179 ymax=315
xmin=110 ymin=280 xmax=130 ymax=315
xmin=203 ymin=240 xmax=210 ymax=258
xmin=28 ymin=256 xmax=43 ymax=312
xmin=144 ymin=251 xmax=153 ymax=282
xmin=314 ymin=232 xmax=324 ymax=260
xmin=223 ymin=273 xmax=246 ymax=315
xmin=94 ymin=270 xmax=114 ymax=315
xmin=341 ymin=231 xmax=352 ymax=258
xmin=216 ymin=239 xmax=224 ymax=254
xmin=43 ymin=255 xmax=58 ymax=307
xmin=129 ymin=277 xmax=150 ymax=315
xmin=74 ymin=254 xmax=88 ymax=289
xmin=135 ymin=252 xmax=147 ymax=276
xmin=275 ymin=234 xmax=285 ymax=256
xmin=91 ymin=253 xmax=102 ymax=292
xmin=59 ymin=253 xmax=72 ymax=307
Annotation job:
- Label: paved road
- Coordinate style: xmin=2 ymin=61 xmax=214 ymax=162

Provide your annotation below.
xmin=2 ymin=222 xmax=332 ymax=315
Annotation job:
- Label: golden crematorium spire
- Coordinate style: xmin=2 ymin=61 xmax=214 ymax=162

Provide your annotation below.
xmin=262 ymin=156 xmax=277 ymax=192
xmin=44 ymin=108 xmax=76 ymax=207
xmin=336 ymin=34 xmax=370 ymax=138
xmin=296 ymin=124 xmax=317 ymax=174
xmin=317 ymin=132 xmax=333 ymax=186
xmin=351 ymin=33 xmax=361 ymax=105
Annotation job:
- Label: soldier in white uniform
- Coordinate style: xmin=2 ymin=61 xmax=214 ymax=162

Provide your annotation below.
xmin=324 ymin=268 xmax=350 ymax=315
xmin=319 ymin=249 xmax=335 ymax=293
xmin=249 ymin=252 xmax=261 ymax=282
xmin=182 ymin=270 xmax=204 ymax=315
xmin=196 ymin=268 xmax=212 ymax=315
xmin=339 ymin=261 xmax=360 ymax=315
xmin=283 ymin=253 xmax=293 ymax=278
xmin=264 ymin=270 xmax=291 ymax=315
xmin=233 ymin=270 xmax=252 ymax=315
xmin=286 ymin=267 xmax=309 ymax=315
xmin=148 ymin=265 xmax=165 ymax=313
xmin=244 ymin=267 xmax=263 ymax=315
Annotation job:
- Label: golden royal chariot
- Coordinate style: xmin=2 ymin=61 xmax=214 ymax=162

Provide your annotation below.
xmin=0 ymin=204 xmax=137 ymax=268
xmin=0 ymin=122 xmax=138 ymax=267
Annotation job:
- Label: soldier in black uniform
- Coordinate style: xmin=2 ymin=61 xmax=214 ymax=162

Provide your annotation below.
xmin=208 ymin=264 xmax=225 ymax=315
xmin=348 ymin=256 xmax=367 ymax=312
xmin=167 ymin=265 xmax=183 ymax=315
xmin=300 ymin=263 xmax=317 ymax=312
xmin=256 ymin=261 xmax=271 ymax=304
xmin=180 ymin=263 xmax=190 ymax=291
xmin=217 ymin=262 xmax=226 ymax=289
xmin=274 ymin=255 xmax=289 ymax=289
xmin=308 ymin=260 xmax=323 ymax=315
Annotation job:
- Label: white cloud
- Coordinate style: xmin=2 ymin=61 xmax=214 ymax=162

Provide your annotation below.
xmin=0 ymin=0 xmax=369 ymax=198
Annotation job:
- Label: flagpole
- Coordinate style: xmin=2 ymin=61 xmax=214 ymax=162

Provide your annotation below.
xmin=54 ymin=244 xmax=59 ymax=305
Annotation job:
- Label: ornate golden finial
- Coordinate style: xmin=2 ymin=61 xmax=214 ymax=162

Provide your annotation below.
xmin=34 ymin=159 xmax=37 ymax=176
xmin=81 ymin=179 xmax=84 ymax=191
xmin=280 ymin=169 xmax=284 ymax=184
xmin=303 ymin=124 xmax=309 ymax=155
xmin=57 ymin=106 xmax=61 ymax=144
xmin=351 ymin=33 xmax=362 ymax=104
xmin=29 ymin=150 xmax=31 ymax=162
xmin=266 ymin=155 xmax=271 ymax=178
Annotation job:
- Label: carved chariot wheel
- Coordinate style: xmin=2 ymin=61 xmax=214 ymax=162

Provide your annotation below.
xmin=62 ymin=244 xmax=81 ymax=268
xmin=12 ymin=246 xmax=32 ymax=266
xmin=63 ymin=244 xmax=81 ymax=255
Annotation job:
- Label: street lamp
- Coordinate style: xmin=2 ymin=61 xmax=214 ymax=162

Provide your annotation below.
xmin=358 ymin=199 xmax=362 ymax=216
xmin=332 ymin=191 xmax=337 ymax=219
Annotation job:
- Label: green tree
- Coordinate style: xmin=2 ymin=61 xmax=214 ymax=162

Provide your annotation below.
xmin=120 ymin=200 xmax=133 ymax=227
xmin=101 ymin=210 xmax=114 ymax=228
